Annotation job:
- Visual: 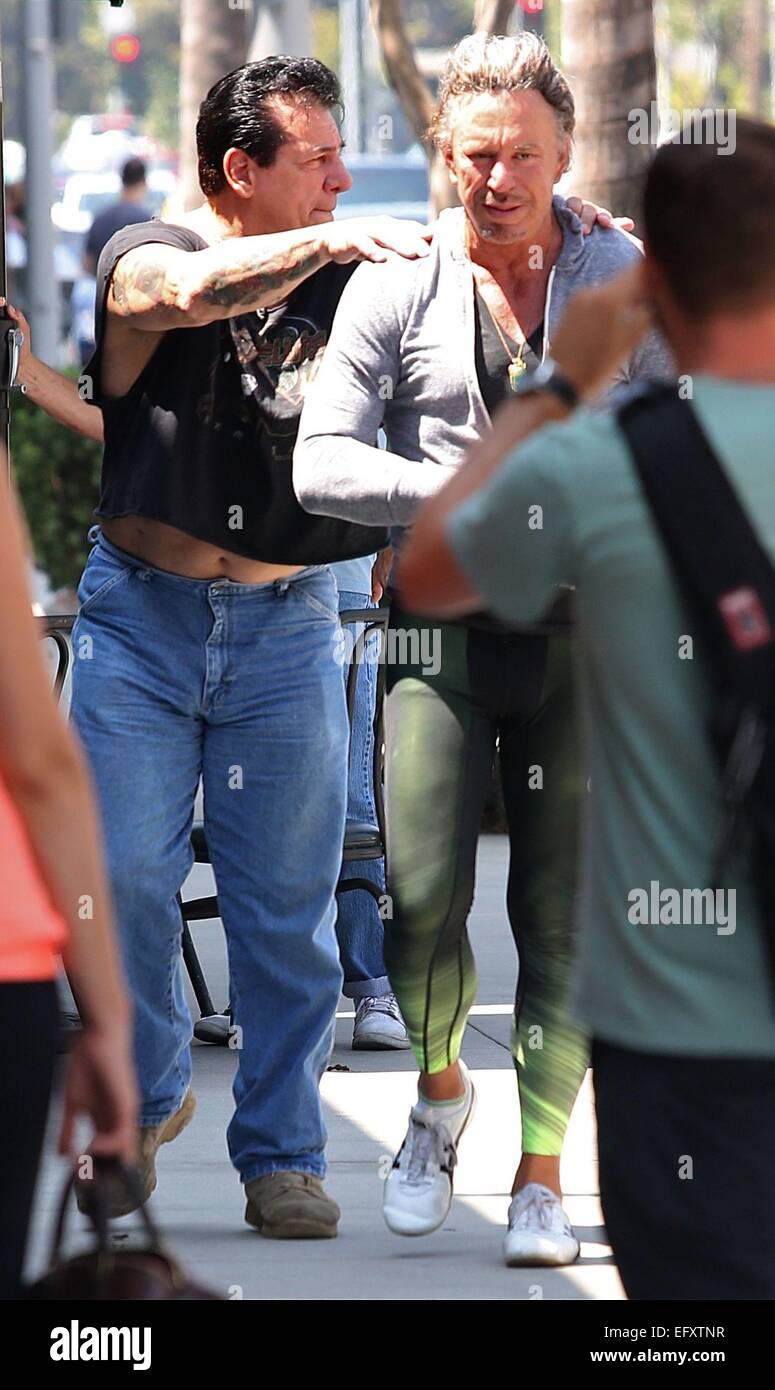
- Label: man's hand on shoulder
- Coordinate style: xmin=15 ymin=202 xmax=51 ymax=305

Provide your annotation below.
xmin=322 ymin=217 xmax=434 ymax=266
xmin=566 ymin=195 xmax=640 ymax=244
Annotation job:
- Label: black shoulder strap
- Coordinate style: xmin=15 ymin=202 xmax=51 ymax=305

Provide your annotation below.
xmin=618 ymin=386 xmax=775 ymax=705
xmin=619 ymin=387 xmax=775 ymax=1003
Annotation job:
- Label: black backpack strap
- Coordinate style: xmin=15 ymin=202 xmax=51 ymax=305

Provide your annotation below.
xmin=619 ymin=387 xmax=775 ymax=698
xmin=618 ymin=388 xmax=775 ymax=990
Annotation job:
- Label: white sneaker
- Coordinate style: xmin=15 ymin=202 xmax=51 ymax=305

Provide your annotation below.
xmin=503 ymin=1182 xmax=580 ymax=1266
xmin=383 ymin=1064 xmax=476 ymax=1236
xmin=352 ymin=993 xmax=410 ymax=1050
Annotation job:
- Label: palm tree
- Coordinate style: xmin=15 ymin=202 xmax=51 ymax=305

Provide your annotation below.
xmin=179 ymin=0 xmax=249 ymax=209
xmin=561 ymin=0 xmax=657 ymax=221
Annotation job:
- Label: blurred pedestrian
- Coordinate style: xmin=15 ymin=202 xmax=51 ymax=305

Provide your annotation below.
xmin=5 ymin=181 xmax=27 ymax=308
xmin=330 ymin=552 xmax=410 ymax=1049
xmin=70 ymin=272 xmax=97 ymax=364
xmin=83 ymin=157 xmax=152 ymax=276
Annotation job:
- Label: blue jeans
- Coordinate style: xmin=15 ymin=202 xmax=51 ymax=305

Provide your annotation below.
xmin=335 ymin=591 xmax=389 ymax=1001
xmin=70 ymin=533 xmax=347 ymax=1183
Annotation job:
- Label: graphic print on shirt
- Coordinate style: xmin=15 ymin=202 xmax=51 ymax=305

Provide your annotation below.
xmin=230 ymin=311 xmax=329 ymax=448
xmin=193 ymin=313 xmax=329 ymax=455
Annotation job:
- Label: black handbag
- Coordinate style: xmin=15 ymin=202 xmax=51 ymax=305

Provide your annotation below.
xmin=26 ymin=1159 xmax=224 ymax=1300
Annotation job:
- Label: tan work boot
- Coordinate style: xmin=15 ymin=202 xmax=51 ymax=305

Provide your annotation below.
xmin=244 ymin=1172 xmax=340 ymax=1239
xmin=76 ymin=1088 xmax=197 ymax=1219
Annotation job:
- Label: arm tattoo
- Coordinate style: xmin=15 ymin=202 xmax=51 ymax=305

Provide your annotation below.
xmin=134 ymin=264 xmax=168 ymax=299
xmin=112 ymin=256 xmax=172 ymax=314
xmin=199 ymin=244 xmax=328 ymax=310
xmin=111 ymin=236 xmax=328 ymax=321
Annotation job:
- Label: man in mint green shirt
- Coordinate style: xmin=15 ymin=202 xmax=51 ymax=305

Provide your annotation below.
xmin=446 ymin=378 xmax=775 ymax=1062
xmin=398 ymin=117 xmax=775 ymax=1300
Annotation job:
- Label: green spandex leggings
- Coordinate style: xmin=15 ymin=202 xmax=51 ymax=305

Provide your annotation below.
xmin=384 ymin=602 xmax=589 ymax=1156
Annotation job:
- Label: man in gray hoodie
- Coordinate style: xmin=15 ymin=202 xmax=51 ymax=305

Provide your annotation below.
xmin=295 ymin=32 xmax=673 ymax=1266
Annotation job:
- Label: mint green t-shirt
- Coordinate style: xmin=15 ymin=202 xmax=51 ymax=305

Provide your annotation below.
xmin=448 ymin=378 xmax=775 ymax=1057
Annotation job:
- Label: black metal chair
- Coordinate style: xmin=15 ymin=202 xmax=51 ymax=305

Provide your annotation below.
xmin=37 ymin=613 xmax=75 ymax=697
xmin=181 ymin=606 xmax=390 ymax=1044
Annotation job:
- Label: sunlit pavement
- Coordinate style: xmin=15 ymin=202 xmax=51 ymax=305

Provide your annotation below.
xmin=29 ymin=836 xmax=624 ymax=1301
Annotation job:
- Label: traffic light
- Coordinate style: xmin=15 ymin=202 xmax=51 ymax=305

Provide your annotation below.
xmin=111 ymin=34 xmax=142 ymax=63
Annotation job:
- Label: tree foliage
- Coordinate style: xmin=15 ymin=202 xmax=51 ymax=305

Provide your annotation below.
xmin=665 ymin=0 xmax=767 ymax=111
xmin=11 ymin=377 xmax=102 ymax=595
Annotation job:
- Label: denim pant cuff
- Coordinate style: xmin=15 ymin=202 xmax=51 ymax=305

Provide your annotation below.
xmin=139 ymin=1093 xmax=189 ymax=1128
xmin=342 ymin=975 xmax=391 ymax=1002
xmin=241 ymin=1159 xmax=326 ymax=1185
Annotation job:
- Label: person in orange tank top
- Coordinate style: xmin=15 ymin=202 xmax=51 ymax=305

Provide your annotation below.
xmin=0 ymin=458 xmax=136 ymax=1299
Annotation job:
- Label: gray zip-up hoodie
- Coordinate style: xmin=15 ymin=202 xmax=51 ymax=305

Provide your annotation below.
xmin=294 ymin=198 xmax=675 ymax=533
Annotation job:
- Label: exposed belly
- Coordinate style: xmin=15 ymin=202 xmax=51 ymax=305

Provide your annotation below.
xmin=101 ymin=516 xmax=304 ymax=583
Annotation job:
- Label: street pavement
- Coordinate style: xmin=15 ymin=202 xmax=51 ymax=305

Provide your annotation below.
xmin=28 ymin=835 xmax=625 ymax=1301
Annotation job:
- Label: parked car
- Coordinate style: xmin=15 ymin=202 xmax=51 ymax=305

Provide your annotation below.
xmin=55 ymin=112 xmax=155 ymax=178
xmin=52 ymin=168 xmax=179 ymax=235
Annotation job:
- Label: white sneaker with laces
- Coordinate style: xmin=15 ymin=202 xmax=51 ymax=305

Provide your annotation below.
xmin=383 ymin=1064 xmax=476 ymax=1236
xmin=503 ymin=1182 xmax=580 ymax=1266
xmin=352 ymin=993 xmax=410 ymax=1050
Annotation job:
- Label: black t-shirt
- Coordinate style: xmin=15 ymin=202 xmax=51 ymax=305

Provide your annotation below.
xmin=469 ymin=290 xmax=571 ymax=636
xmin=85 ymin=202 xmax=152 ymax=267
xmin=85 ymin=221 xmax=388 ymax=564
xmin=473 ymin=288 xmax=544 ymax=416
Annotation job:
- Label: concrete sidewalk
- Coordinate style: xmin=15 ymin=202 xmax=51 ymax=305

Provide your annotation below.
xmin=28 ymin=836 xmax=624 ymax=1301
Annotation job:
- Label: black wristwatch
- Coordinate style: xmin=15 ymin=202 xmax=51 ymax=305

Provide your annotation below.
xmin=516 ymin=357 xmax=580 ymax=411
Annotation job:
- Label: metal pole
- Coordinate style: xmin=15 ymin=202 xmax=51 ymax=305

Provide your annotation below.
xmin=23 ymin=0 xmax=59 ymax=365
xmin=283 ymin=0 xmax=313 ymax=54
xmin=249 ymin=0 xmax=286 ymax=60
xmin=339 ymin=0 xmax=363 ymax=153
